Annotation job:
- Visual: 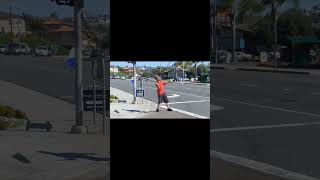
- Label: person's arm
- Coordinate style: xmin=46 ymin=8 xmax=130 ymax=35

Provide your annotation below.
xmin=155 ymin=82 xmax=160 ymax=89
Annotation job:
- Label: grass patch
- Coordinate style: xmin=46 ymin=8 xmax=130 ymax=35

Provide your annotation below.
xmin=0 ymin=105 xmax=28 ymax=130
xmin=110 ymin=95 xmax=118 ymax=103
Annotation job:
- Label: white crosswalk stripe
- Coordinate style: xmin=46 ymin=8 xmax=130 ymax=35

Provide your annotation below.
xmin=211 ymin=105 xmax=224 ymax=111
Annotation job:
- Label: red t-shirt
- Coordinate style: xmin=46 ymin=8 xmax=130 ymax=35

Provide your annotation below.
xmin=156 ymin=80 xmax=166 ymax=96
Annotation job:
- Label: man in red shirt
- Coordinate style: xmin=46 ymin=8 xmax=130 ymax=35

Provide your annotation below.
xmin=155 ymin=75 xmax=173 ymax=112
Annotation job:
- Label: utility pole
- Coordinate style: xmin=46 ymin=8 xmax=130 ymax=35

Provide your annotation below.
xmin=232 ymin=6 xmax=236 ymax=63
xmin=70 ymin=0 xmax=87 ymax=134
xmin=132 ymin=61 xmax=137 ymax=104
xmin=213 ymin=0 xmax=218 ymax=64
xmin=182 ymin=61 xmax=184 ymax=82
xmin=195 ymin=61 xmax=198 ymax=80
xmin=272 ymin=0 xmax=278 ymax=69
xmin=10 ymin=3 xmax=13 ymax=43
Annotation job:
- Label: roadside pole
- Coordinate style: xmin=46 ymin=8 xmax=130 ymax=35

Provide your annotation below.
xmin=132 ymin=61 xmax=137 ymax=104
xmin=272 ymin=0 xmax=278 ymax=69
xmin=213 ymin=0 xmax=218 ymax=64
xmin=182 ymin=61 xmax=184 ymax=82
xmin=71 ymin=0 xmax=87 ymax=134
xmin=92 ymin=58 xmax=96 ymax=125
xmin=232 ymin=6 xmax=236 ymax=63
xmin=10 ymin=3 xmax=13 ymax=43
xmin=102 ymin=57 xmax=106 ymax=136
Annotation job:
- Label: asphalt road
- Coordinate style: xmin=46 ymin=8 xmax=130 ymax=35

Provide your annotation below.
xmin=212 ymin=69 xmax=320 ymax=179
xmin=110 ymin=79 xmax=210 ymax=119
xmin=0 ymin=54 xmax=97 ymax=101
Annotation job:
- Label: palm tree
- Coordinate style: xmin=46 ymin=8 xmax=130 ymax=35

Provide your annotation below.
xmin=214 ymin=0 xmax=265 ymax=62
xmin=260 ymin=0 xmax=299 ymax=68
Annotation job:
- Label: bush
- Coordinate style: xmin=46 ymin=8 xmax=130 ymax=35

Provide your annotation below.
xmin=110 ymin=95 xmax=118 ymax=103
xmin=0 ymin=120 xmax=9 ymax=130
xmin=20 ymin=35 xmax=51 ymax=48
xmin=56 ymin=46 xmax=69 ymax=55
xmin=0 ymin=105 xmax=28 ymax=119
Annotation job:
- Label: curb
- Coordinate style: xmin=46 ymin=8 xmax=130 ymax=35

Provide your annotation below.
xmin=235 ymin=68 xmax=310 ymax=75
xmin=212 ymin=66 xmax=310 ymax=75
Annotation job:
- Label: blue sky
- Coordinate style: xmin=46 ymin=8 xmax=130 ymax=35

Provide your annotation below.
xmin=0 ymin=0 xmax=109 ymax=17
xmin=111 ymin=61 xmax=210 ymax=67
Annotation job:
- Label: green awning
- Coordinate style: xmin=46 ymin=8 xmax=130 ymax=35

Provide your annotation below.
xmin=288 ymin=36 xmax=320 ymax=44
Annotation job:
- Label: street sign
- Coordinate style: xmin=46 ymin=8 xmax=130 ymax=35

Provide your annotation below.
xmin=65 ymin=47 xmax=76 ymax=70
xmin=135 ymin=89 xmax=145 ymax=97
xmin=83 ymin=89 xmax=108 ymax=111
xmin=240 ymin=38 xmax=245 ymax=49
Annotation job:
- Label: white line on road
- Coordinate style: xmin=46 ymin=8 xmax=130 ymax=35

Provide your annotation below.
xmin=240 ymin=84 xmax=257 ymax=87
xmin=159 ymin=106 xmax=209 ymax=119
xmin=211 ymin=150 xmax=320 ymax=180
xmin=167 ymin=100 xmax=210 ymax=105
xmin=167 ymin=94 xmax=180 ymax=98
xmin=211 ymin=105 xmax=224 ymax=111
xmin=214 ymin=97 xmax=320 ymax=118
xmin=211 ymin=121 xmax=320 ymax=133
xmin=144 ymin=86 xmax=209 ymax=99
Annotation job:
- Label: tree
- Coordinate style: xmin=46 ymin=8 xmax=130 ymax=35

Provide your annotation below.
xmin=215 ymin=0 xmax=265 ymax=62
xmin=260 ymin=0 xmax=299 ymax=66
xmin=277 ymin=8 xmax=313 ymax=38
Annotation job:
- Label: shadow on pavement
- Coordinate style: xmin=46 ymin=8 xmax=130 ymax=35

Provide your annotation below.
xmin=37 ymin=151 xmax=110 ymax=162
xmin=121 ymin=109 xmax=154 ymax=113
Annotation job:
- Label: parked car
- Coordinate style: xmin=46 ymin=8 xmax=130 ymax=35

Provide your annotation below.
xmin=217 ymin=50 xmax=232 ymax=63
xmin=0 ymin=45 xmax=7 ymax=54
xmin=236 ymin=51 xmax=253 ymax=62
xmin=34 ymin=46 xmax=51 ymax=56
xmin=16 ymin=43 xmax=30 ymax=55
xmin=267 ymin=51 xmax=280 ymax=60
xmin=6 ymin=43 xmax=18 ymax=55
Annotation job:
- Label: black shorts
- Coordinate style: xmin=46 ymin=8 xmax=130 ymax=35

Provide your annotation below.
xmin=158 ymin=93 xmax=169 ymax=104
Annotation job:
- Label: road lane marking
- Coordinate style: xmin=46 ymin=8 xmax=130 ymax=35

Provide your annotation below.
xmin=167 ymin=100 xmax=210 ymax=104
xmin=211 ymin=105 xmax=224 ymax=111
xmin=211 ymin=122 xmax=320 ymax=133
xmin=214 ymin=97 xmax=320 ymax=118
xmin=159 ymin=106 xmax=209 ymax=119
xmin=211 ymin=150 xmax=320 ymax=180
xmin=167 ymin=94 xmax=180 ymax=98
xmin=240 ymin=84 xmax=257 ymax=87
xmin=144 ymin=86 xmax=209 ymax=99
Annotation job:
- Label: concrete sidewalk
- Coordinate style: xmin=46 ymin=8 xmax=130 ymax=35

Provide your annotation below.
xmin=0 ymin=80 xmax=109 ymax=180
xmin=212 ymin=63 xmax=320 ymax=75
xmin=110 ymin=87 xmax=195 ymax=119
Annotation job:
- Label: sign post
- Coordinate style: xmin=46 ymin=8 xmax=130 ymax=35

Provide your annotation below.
xmin=92 ymin=58 xmax=96 ymax=125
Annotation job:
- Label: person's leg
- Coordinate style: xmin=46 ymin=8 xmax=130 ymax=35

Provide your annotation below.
xmin=163 ymin=94 xmax=172 ymax=111
xmin=156 ymin=95 xmax=161 ymax=111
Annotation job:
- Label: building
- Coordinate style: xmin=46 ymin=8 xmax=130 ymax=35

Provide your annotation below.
xmin=42 ymin=18 xmax=90 ymax=49
xmin=121 ymin=67 xmax=133 ymax=73
xmin=110 ymin=66 xmax=119 ymax=73
xmin=0 ymin=11 xmax=26 ymax=37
